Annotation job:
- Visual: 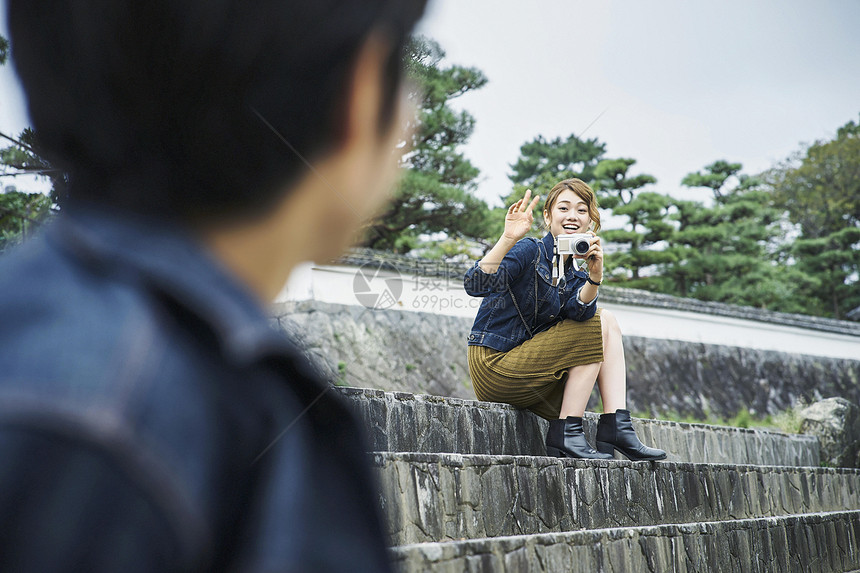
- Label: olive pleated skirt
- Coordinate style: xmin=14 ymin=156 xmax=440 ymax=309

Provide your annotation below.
xmin=467 ymin=310 xmax=604 ymax=420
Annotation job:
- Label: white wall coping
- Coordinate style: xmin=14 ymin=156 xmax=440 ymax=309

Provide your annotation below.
xmin=276 ymin=262 xmax=860 ymax=361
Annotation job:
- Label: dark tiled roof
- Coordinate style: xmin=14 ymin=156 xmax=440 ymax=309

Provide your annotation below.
xmin=336 ymin=248 xmax=860 ymax=338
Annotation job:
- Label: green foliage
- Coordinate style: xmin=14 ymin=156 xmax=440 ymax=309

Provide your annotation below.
xmin=500 ymin=133 xmax=608 ymax=238
xmin=0 ymin=188 xmax=52 ymax=252
xmin=0 ymin=128 xmax=66 ymax=204
xmin=0 ymin=35 xmax=8 ymax=66
xmin=680 ymin=160 xmax=742 ymax=199
xmin=363 ymin=36 xmax=493 ymax=253
xmin=663 ymin=163 xmax=791 ymax=308
xmin=509 ymin=134 xmax=607 ymax=192
xmin=485 ymin=112 xmax=860 ymax=319
xmin=1 ymin=35 xmax=65 ymax=248
xmin=771 ymin=404 xmax=805 ymax=435
xmin=765 ymin=116 xmax=860 ymax=318
xmin=729 ymin=408 xmax=753 ymax=429
xmin=594 ymin=158 xmax=657 ymax=208
xmin=768 ymin=116 xmax=860 ymax=239
xmin=563 ymin=157 xmax=674 ymax=286
xmin=595 ymin=157 xmax=672 ymax=282
xmin=416 ymin=236 xmax=479 ymax=261
xmin=789 ymin=226 xmax=860 ymax=318
xmin=368 ymin=168 xmax=494 ymax=253
xmin=335 ymin=361 xmax=348 ymax=386
xmin=649 ymin=406 xmax=802 ymax=433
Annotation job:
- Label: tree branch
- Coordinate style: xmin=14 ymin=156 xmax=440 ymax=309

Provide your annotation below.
xmin=0 ymin=130 xmax=38 ymax=155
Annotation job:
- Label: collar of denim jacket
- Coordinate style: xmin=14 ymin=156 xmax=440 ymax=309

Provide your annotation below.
xmin=541 ymin=232 xmax=583 ymax=273
xmin=48 ymin=206 xmax=312 ymax=371
xmin=541 ymin=231 xmax=555 ymax=262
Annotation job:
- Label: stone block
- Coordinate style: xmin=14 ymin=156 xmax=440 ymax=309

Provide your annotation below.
xmin=374 ymin=452 xmax=860 ymax=546
xmin=341 ymin=387 xmax=822 ymax=466
xmin=799 ymin=397 xmax=860 ymax=468
xmin=392 ymin=511 xmax=860 ymax=572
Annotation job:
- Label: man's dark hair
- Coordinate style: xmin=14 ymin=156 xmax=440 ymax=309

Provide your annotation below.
xmin=8 ymin=0 xmax=426 ymax=224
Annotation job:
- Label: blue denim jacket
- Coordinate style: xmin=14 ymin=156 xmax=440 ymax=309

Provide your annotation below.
xmin=464 ymin=232 xmax=598 ymax=352
xmin=0 ymin=207 xmax=391 ymax=572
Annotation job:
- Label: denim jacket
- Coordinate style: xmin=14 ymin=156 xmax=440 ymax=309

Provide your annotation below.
xmin=0 ymin=207 xmax=391 ymax=572
xmin=464 ymin=232 xmax=598 ymax=352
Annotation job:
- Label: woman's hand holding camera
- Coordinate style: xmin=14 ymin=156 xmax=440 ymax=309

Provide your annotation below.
xmin=503 ymin=189 xmax=541 ymax=243
xmin=584 ymin=232 xmax=604 ymax=283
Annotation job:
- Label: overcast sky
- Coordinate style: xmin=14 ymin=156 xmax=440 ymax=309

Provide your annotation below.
xmin=416 ymin=0 xmax=860 ymax=206
xmin=3 ymin=1 xmax=859 ymax=204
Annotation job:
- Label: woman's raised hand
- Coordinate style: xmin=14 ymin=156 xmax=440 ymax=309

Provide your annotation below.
xmin=503 ymin=189 xmax=541 ymax=242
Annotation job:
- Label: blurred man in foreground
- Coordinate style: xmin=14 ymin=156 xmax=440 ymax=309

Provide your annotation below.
xmin=0 ymin=0 xmax=426 ymax=570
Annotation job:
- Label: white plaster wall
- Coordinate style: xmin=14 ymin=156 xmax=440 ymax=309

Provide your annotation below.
xmin=276 ymin=262 xmax=860 ymax=361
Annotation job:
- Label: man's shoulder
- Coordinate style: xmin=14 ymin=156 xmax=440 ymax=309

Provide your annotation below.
xmin=0 ymin=236 xmax=218 ymax=418
xmin=0 ymin=234 xmax=252 ymax=509
xmin=0 ymin=243 xmax=226 ymax=567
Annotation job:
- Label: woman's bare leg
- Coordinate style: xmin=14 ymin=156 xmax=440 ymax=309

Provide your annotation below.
xmin=558 ymin=309 xmax=627 ymax=418
xmin=559 ymin=362 xmax=600 ymax=418
xmin=591 ymin=309 xmax=666 ymax=459
xmin=596 ymin=309 xmax=627 ymax=413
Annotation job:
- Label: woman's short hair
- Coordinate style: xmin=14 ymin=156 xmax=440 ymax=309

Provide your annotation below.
xmin=543 ymin=178 xmax=601 ymax=233
xmin=8 ymin=0 xmax=426 ymax=224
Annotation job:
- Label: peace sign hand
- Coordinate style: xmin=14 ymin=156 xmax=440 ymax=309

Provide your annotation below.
xmin=503 ymin=189 xmax=541 ymax=242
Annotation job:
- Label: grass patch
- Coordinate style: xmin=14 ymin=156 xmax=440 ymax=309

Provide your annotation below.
xmin=641 ymin=404 xmax=807 ymax=434
xmin=769 ymin=404 xmax=806 ymax=434
xmin=335 ymin=361 xmax=347 ymax=386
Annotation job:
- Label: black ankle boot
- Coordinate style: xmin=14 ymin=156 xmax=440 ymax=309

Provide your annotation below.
xmin=596 ymin=409 xmax=667 ymax=461
xmin=545 ymin=416 xmax=614 ymax=460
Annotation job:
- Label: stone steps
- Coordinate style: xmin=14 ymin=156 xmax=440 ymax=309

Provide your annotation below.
xmin=389 ymin=510 xmax=860 ymax=573
xmin=339 ymin=387 xmax=820 ymax=467
xmin=373 ymin=452 xmax=860 ymax=547
xmin=337 ymin=387 xmax=854 ymax=571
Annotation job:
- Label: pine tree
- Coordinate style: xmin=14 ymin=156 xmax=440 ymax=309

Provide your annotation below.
xmin=668 ymin=163 xmax=788 ymax=308
xmin=363 ymin=36 xmax=493 ymax=253
xmin=500 ymin=133 xmax=607 ymax=239
xmin=766 ymin=116 xmax=860 ymax=318
xmin=594 ymin=158 xmax=672 ymax=286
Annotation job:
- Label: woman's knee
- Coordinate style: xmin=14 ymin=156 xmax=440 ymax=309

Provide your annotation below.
xmin=600 ymin=309 xmax=622 ymax=341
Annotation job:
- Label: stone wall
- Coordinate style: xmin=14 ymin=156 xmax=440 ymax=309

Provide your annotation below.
xmin=275 ymin=300 xmax=474 ymax=399
xmin=340 ymin=387 xmax=820 ymax=467
xmin=273 ymin=300 xmax=860 ymax=419
xmin=391 ymin=510 xmax=860 ymax=573
xmin=622 ymin=337 xmax=860 ymax=418
xmin=375 ymin=452 xmax=860 ymax=545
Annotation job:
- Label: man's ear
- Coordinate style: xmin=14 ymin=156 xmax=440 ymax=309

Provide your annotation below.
xmin=340 ymin=32 xmax=391 ymax=152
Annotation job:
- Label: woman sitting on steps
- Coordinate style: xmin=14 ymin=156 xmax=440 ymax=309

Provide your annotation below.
xmin=464 ymin=179 xmax=666 ymax=461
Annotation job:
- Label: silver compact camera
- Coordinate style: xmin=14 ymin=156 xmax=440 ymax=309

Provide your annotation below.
xmin=551 ymin=233 xmax=593 ymax=286
xmin=556 ymin=233 xmax=592 ymax=258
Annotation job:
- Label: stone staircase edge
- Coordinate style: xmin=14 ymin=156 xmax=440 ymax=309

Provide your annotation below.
xmin=389 ymin=509 xmax=860 ymax=552
xmin=339 ymin=386 xmax=819 ymax=441
xmin=370 ymin=450 xmax=859 ymax=473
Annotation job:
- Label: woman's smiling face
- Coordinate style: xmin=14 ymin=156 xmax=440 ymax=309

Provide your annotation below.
xmin=544 ymin=188 xmax=592 ymax=238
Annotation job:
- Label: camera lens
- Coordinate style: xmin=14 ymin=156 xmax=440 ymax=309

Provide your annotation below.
xmin=575 ymin=240 xmax=589 ymax=254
